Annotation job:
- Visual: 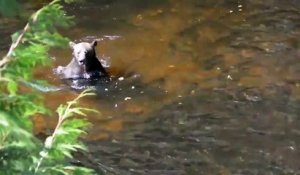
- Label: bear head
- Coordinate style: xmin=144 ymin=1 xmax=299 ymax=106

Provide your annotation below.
xmin=69 ymin=40 xmax=97 ymax=66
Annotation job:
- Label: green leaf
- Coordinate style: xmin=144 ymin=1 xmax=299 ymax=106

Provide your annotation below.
xmin=11 ymin=31 xmax=22 ymax=43
xmin=56 ymin=104 xmax=66 ymax=117
xmin=70 ymin=108 xmax=87 ymax=116
xmin=7 ymin=80 xmax=17 ymax=95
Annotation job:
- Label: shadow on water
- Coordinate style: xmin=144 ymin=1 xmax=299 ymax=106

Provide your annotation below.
xmin=1 ymin=0 xmax=300 ymax=174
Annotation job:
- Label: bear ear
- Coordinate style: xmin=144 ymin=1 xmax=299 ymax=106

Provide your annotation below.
xmin=69 ymin=42 xmax=75 ymax=49
xmin=91 ymin=40 xmax=97 ymax=47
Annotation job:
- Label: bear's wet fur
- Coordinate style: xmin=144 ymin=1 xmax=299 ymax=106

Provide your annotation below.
xmin=56 ymin=40 xmax=108 ymax=79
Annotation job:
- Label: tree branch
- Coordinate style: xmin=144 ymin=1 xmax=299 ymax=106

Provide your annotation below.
xmin=0 ymin=0 xmax=60 ymax=70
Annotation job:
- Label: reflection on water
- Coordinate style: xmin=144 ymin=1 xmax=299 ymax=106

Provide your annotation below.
xmin=2 ymin=0 xmax=300 ymax=174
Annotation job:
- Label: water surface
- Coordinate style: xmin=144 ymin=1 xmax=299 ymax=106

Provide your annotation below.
xmin=1 ymin=0 xmax=300 ymax=174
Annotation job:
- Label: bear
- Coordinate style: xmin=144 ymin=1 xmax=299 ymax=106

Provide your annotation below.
xmin=55 ymin=40 xmax=108 ymax=79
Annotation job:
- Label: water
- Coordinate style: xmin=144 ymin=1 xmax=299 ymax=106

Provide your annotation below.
xmin=2 ymin=0 xmax=300 ymax=174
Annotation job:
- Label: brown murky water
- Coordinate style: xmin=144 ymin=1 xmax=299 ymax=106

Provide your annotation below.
xmin=2 ymin=0 xmax=300 ymax=174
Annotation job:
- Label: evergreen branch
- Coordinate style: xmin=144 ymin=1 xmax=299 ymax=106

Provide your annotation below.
xmin=0 ymin=0 xmax=60 ymax=70
xmin=34 ymin=89 xmax=95 ymax=174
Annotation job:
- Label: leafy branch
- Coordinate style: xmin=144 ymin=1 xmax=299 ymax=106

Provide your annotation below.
xmin=34 ymin=89 xmax=97 ymax=174
xmin=0 ymin=0 xmax=99 ymax=174
xmin=0 ymin=0 xmax=73 ymax=94
xmin=0 ymin=0 xmax=61 ymax=70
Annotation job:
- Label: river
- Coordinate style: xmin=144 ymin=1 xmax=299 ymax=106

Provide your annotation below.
xmin=1 ymin=0 xmax=300 ymax=174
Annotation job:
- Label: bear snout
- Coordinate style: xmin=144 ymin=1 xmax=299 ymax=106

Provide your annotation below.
xmin=78 ymin=59 xmax=86 ymax=65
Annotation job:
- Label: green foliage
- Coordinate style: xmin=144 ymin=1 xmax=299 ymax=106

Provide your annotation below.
xmin=25 ymin=2 xmax=73 ymax=47
xmin=34 ymin=90 xmax=96 ymax=175
xmin=5 ymin=44 xmax=50 ymax=80
xmin=0 ymin=91 xmax=96 ymax=175
xmin=0 ymin=0 xmax=97 ymax=174
xmin=0 ymin=111 xmax=38 ymax=175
